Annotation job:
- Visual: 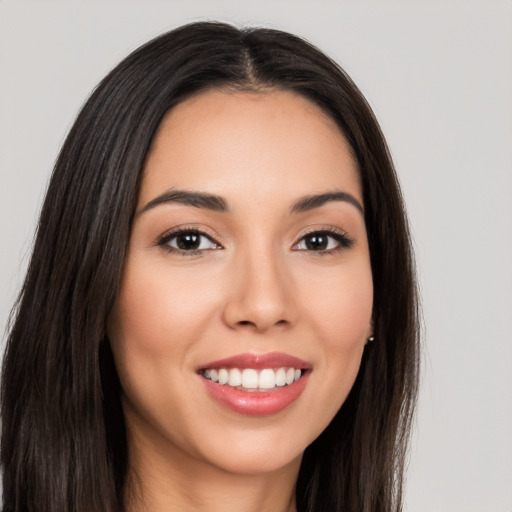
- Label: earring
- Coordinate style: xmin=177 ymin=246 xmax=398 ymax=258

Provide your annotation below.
xmin=367 ymin=336 xmax=374 ymax=343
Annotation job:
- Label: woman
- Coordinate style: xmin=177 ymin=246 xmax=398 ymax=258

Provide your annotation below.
xmin=1 ymin=21 xmax=419 ymax=512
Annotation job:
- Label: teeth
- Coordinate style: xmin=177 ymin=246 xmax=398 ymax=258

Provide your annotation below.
xmin=259 ymin=369 xmax=275 ymax=389
xmin=241 ymin=369 xmax=258 ymax=389
xmin=218 ymin=368 xmax=229 ymax=385
xmin=203 ymin=367 xmax=303 ymax=390
xmin=275 ymin=368 xmax=286 ymax=387
xmin=228 ymin=368 xmax=242 ymax=387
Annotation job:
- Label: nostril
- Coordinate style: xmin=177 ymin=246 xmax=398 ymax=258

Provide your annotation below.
xmin=235 ymin=318 xmax=289 ymax=331
xmin=238 ymin=319 xmax=287 ymax=327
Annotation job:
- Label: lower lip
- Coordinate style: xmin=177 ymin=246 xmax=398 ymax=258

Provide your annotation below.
xmin=201 ymin=372 xmax=310 ymax=416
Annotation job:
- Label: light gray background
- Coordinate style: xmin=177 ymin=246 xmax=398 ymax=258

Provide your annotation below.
xmin=1 ymin=1 xmax=511 ymax=510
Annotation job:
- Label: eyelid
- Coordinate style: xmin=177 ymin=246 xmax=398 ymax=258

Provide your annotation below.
xmin=292 ymin=226 xmax=354 ymax=252
xmin=156 ymin=225 xmax=223 ymax=253
xmin=155 ymin=224 xmax=353 ymax=255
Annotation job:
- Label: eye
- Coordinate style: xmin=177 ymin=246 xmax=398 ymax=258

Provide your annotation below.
xmin=294 ymin=229 xmax=353 ymax=252
xmin=158 ymin=229 xmax=221 ymax=253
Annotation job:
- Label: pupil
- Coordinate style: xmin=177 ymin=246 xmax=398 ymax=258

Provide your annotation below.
xmin=306 ymin=234 xmax=327 ymax=250
xmin=177 ymin=233 xmax=200 ymax=250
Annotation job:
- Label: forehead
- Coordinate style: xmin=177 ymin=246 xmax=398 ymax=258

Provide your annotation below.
xmin=140 ymin=89 xmax=361 ymax=208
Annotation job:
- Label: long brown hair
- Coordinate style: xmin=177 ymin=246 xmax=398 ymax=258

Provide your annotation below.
xmin=1 ymin=21 xmax=420 ymax=512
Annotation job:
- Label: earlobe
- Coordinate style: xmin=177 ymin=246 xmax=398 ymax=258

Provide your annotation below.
xmin=365 ymin=316 xmax=374 ymax=345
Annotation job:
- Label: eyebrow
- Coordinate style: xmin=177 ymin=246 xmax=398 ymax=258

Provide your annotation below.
xmin=138 ymin=189 xmax=364 ymax=216
xmin=138 ymin=190 xmax=229 ymax=214
xmin=290 ymin=191 xmax=364 ymax=215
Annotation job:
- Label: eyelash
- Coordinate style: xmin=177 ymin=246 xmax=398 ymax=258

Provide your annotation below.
xmin=293 ymin=227 xmax=354 ymax=255
xmin=157 ymin=228 xmax=221 ymax=255
xmin=157 ymin=227 xmax=354 ymax=256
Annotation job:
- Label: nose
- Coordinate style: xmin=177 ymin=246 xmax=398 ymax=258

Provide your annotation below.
xmin=222 ymin=249 xmax=296 ymax=333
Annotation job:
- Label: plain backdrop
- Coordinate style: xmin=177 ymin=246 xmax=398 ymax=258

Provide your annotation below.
xmin=1 ymin=1 xmax=511 ymax=510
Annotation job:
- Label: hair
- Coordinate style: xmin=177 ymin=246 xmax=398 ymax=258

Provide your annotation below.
xmin=1 ymin=21 xmax=420 ymax=512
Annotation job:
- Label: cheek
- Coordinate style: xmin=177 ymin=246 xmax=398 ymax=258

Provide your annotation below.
xmin=306 ymin=262 xmax=373 ymax=346
xmin=300 ymin=263 xmax=372 ymax=420
xmin=111 ymin=258 xmax=216 ymax=346
xmin=107 ymin=257 xmax=222 ymax=395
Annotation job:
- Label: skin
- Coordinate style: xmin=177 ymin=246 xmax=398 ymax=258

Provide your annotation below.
xmin=108 ymin=89 xmax=374 ymax=512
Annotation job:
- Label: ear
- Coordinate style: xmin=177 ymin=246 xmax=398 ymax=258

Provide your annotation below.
xmin=364 ymin=318 xmax=374 ymax=345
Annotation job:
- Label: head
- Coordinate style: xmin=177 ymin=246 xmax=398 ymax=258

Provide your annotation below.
xmin=1 ymin=21 xmax=419 ymax=512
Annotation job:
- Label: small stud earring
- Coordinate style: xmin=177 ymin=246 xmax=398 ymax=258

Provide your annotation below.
xmin=367 ymin=336 xmax=374 ymax=343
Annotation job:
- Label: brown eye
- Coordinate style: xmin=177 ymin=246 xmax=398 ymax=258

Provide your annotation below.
xmin=303 ymin=234 xmax=329 ymax=250
xmin=160 ymin=229 xmax=220 ymax=253
xmin=175 ymin=232 xmax=202 ymax=250
xmin=294 ymin=230 xmax=354 ymax=252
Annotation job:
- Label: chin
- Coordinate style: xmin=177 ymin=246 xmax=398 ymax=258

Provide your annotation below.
xmin=204 ymin=442 xmax=304 ymax=477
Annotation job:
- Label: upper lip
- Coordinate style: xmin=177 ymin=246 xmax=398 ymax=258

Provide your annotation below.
xmin=198 ymin=352 xmax=311 ymax=371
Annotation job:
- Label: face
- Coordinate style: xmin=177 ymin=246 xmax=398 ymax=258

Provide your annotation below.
xmin=108 ymin=89 xmax=373 ymax=477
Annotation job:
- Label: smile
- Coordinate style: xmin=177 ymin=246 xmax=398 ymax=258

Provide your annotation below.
xmin=202 ymin=367 xmax=303 ymax=391
xmin=198 ymin=353 xmax=310 ymax=416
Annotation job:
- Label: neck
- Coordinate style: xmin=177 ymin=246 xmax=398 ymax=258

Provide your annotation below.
xmin=123 ymin=423 xmax=301 ymax=512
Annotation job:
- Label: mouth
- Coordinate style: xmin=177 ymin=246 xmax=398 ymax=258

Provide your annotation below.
xmin=201 ymin=367 xmax=303 ymax=392
xmin=197 ymin=352 xmax=311 ymax=416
